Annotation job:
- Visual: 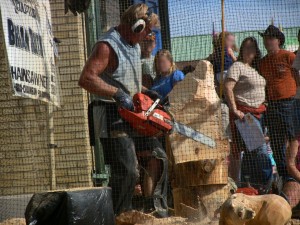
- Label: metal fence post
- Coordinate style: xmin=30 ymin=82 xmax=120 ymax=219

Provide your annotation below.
xmin=84 ymin=0 xmax=110 ymax=187
xmin=158 ymin=0 xmax=171 ymax=52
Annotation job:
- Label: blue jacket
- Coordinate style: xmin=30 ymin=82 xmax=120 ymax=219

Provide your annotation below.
xmin=151 ymin=70 xmax=185 ymax=99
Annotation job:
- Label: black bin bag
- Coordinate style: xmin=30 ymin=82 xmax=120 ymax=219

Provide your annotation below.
xmin=25 ymin=187 xmax=115 ymax=225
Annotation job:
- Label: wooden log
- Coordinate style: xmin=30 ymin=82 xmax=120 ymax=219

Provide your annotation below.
xmin=173 ymin=158 xmax=228 ymax=187
xmin=167 ymin=136 xmax=227 ymax=187
xmin=168 ymin=60 xmax=229 ymax=164
xmin=219 ymin=193 xmax=292 ymax=225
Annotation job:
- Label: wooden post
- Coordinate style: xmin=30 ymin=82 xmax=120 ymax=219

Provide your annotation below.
xmin=158 ymin=0 xmax=172 ymax=52
xmin=47 ymin=103 xmax=56 ymax=190
xmin=219 ymin=0 xmax=225 ymax=97
xmin=84 ymin=0 xmax=110 ymax=187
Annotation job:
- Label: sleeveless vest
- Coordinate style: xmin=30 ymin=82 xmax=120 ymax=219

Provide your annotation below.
xmin=95 ymin=27 xmax=142 ymax=101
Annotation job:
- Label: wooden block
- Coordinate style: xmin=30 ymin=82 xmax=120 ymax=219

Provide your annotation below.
xmin=166 ymin=136 xmax=228 ymax=187
xmin=173 ymin=158 xmax=228 ymax=187
xmin=169 ymin=133 xmax=228 ymax=163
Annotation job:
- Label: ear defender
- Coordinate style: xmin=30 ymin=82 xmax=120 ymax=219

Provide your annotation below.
xmin=131 ymin=19 xmax=146 ymax=33
xmin=131 ymin=7 xmax=153 ymax=33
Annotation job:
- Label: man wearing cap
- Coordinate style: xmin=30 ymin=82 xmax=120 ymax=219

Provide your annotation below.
xmin=141 ymin=32 xmax=156 ymax=89
xmin=259 ymin=25 xmax=299 ymax=183
xmin=79 ymin=4 xmax=168 ymax=217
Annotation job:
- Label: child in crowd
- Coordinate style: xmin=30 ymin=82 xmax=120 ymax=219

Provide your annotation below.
xmin=207 ymin=32 xmax=238 ymax=95
xmin=264 ymin=128 xmax=277 ymax=176
xmin=150 ymin=49 xmax=185 ymax=100
xmin=141 ymin=32 xmax=156 ymax=89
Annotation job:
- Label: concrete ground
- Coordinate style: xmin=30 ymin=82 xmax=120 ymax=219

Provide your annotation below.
xmin=0 ymin=194 xmax=32 ymax=222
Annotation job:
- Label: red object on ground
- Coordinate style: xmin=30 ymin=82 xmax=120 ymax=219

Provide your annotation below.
xmin=236 ymin=187 xmax=259 ymax=195
xmin=118 ymin=93 xmax=173 ymax=137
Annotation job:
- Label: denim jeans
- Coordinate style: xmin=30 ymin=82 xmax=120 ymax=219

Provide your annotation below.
xmin=265 ymin=98 xmax=296 ymax=180
xmin=293 ymin=98 xmax=300 ymax=138
xmin=241 ymin=143 xmax=273 ymax=186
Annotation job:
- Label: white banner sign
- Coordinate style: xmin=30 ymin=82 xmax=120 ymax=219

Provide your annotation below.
xmin=0 ymin=0 xmax=60 ymax=106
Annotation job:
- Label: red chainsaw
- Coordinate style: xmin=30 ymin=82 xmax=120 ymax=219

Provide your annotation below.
xmin=118 ymin=93 xmax=216 ymax=148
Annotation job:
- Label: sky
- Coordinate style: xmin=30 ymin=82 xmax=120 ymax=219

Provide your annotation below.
xmin=168 ymin=0 xmax=300 ymax=37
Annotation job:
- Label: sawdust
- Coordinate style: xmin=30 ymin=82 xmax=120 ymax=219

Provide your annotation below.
xmin=0 ymin=215 xmax=298 ymax=225
xmin=115 ymin=212 xmax=223 ymax=225
xmin=116 ymin=210 xmax=220 ymax=225
xmin=116 ymin=210 xmax=156 ymax=225
xmin=0 ymin=218 xmax=26 ymax=225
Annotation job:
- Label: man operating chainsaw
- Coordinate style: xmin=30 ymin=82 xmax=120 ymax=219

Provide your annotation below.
xmin=78 ymin=4 xmax=168 ymax=217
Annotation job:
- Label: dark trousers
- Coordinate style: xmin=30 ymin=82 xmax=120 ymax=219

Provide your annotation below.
xmin=100 ymin=136 xmax=168 ymax=217
xmin=266 ymin=98 xmax=296 ymax=180
xmin=241 ymin=146 xmax=273 ymax=187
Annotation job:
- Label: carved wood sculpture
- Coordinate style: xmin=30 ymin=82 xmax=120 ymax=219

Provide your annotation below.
xmin=168 ymin=60 xmax=228 ymax=165
xmin=167 ymin=60 xmax=230 ymax=220
xmin=219 ymin=193 xmax=292 ymax=225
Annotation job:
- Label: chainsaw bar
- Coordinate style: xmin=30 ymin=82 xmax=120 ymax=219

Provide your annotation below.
xmin=172 ymin=121 xmax=216 ymax=148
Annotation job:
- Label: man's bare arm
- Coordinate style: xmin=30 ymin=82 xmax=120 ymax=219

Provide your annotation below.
xmin=78 ymin=42 xmax=118 ymax=97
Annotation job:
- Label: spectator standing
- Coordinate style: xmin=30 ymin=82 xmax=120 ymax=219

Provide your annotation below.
xmin=282 ymin=32 xmax=300 ymax=210
xmin=141 ymin=32 xmax=156 ymax=89
xmin=208 ymin=31 xmax=238 ymax=94
xmin=259 ymin=25 xmax=299 ymax=182
xmin=282 ymin=139 xmax=300 ymax=209
xmin=208 ymin=32 xmax=238 ymax=173
xmin=225 ymin=37 xmax=273 ymax=187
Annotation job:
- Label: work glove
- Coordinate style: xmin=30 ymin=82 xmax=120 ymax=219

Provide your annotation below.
xmin=143 ymin=90 xmax=162 ymax=101
xmin=113 ymin=88 xmax=134 ymax=111
xmin=65 ymin=0 xmax=91 ymax=16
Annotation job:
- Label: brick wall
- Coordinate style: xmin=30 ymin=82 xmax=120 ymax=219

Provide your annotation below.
xmin=0 ymin=0 xmax=93 ymax=196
